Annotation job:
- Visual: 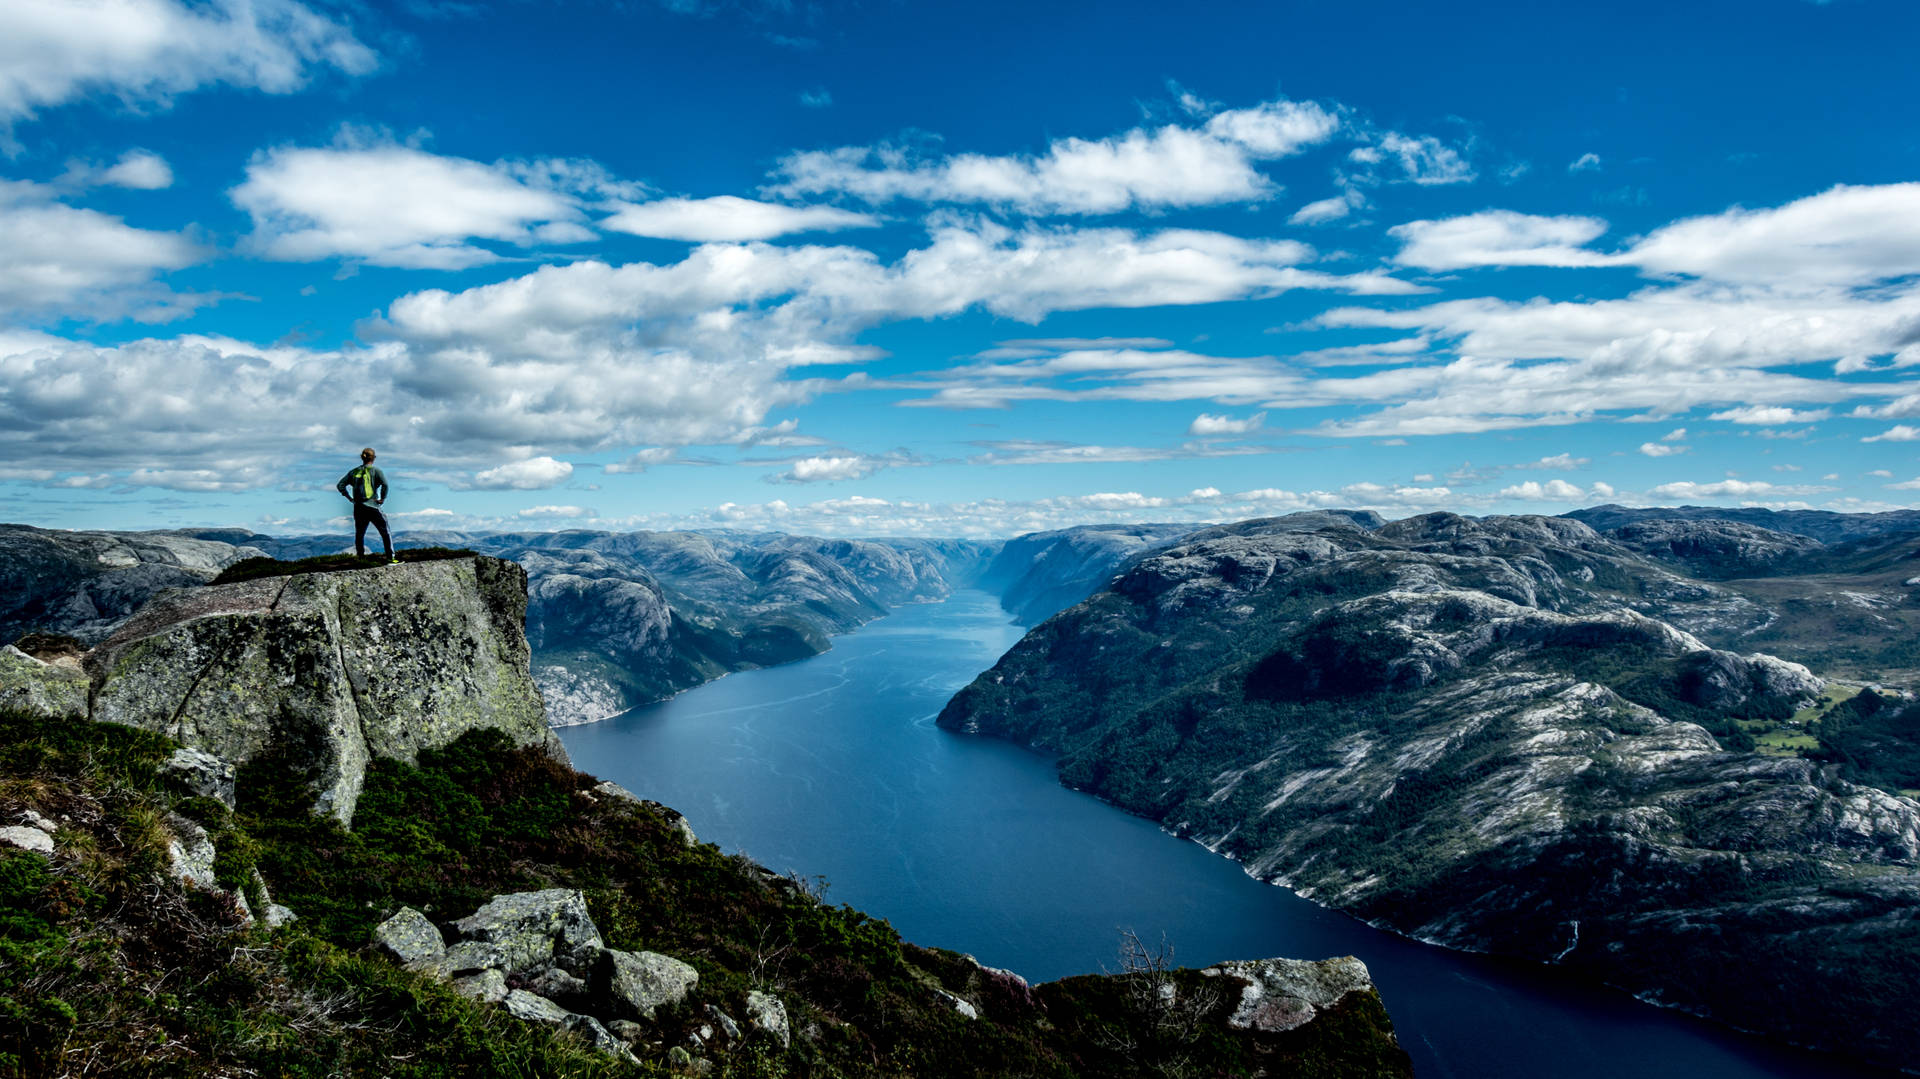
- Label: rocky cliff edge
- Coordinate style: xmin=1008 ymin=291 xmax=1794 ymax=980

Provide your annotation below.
xmin=5 ymin=554 xmax=564 ymax=825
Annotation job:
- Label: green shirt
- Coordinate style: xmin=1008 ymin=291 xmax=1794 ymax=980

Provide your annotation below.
xmin=337 ymin=465 xmax=388 ymax=504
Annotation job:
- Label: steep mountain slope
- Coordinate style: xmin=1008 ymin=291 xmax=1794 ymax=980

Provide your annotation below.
xmin=1566 ymin=503 xmax=1920 ymax=545
xmin=0 ymin=524 xmax=264 ymax=645
xmin=939 ymin=512 xmax=1920 ymax=1070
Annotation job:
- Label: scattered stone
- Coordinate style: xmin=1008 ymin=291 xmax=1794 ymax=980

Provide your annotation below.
xmin=161 ymin=748 xmax=237 ymax=808
xmin=597 ymin=948 xmax=698 ymax=1021
xmin=503 ymin=989 xmax=571 ymax=1025
xmin=452 ymin=889 xmax=603 ymax=973
xmin=264 ymin=903 xmax=298 ymax=929
xmin=704 ymin=1004 xmax=740 ymax=1041
xmin=606 ymin=1019 xmax=647 ymax=1044
xmin=163 ymin=813 xmax=219 ymax=890
xmin=0 ymin=826 xmax=52 ymax=855
xmin=452 ymin=968 xmax=508 ymax=1004
xmin=1201 ymin=955 xmax=1375 ymax=1034
xmin=19 ymin=808 xmax=55 ymax=832
xmin=564 ymin=1013 xmax=641 ymax=1065
xmin=373 ymin=907 xmax=445 ymax=967
xmin=592 ymin=780 xmax=641 ymax=804
xmin=934 ymin=988 xmax=978 ymax=1020
xmin=666 ymin=1045 xmax=694 ymax=1069
xmin=744 ymin=989 xmax=790 ymax=1048
xmin=643 ymin=799 xmax=698 ymax=846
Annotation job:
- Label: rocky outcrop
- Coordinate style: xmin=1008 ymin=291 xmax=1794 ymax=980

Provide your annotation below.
xmin=83 ymin=556 xmax=564 ymax=824
xmin=1202 ymin=956 xmax=1376 ymax=1034
xmin=1603 ymin=518 xmax=1825 ymax=579
xmin=0 ymin=644 xmax=88 ymax=719
xmin=0 ymin=524 xmax=264 ymax=645
xmin=940 ymin=511 xmax=1920 ymax=1069
xmin=975 ymin=522 xmax=1206 ymax=625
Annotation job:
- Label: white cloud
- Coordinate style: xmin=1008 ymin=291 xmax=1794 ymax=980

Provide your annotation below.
xmin=1638 ymin=442 xmax=1687 ymax=457
xmin=1351 ymin=132 xmax=1475 ymax=185
xmin=799 ymin=87 xmax=831 ymax=108
xmin=1886 ymin=477 xmax=1920 ymax=490
xmin=68 ymin=149 xmax=175 ymax=190
xmin=603 ymin=447 xmax=678 ymax=474
xmin=1662 ymin=427 xmax=1688 ymax=441
xmin=965 ymin=440 xmax=1268 ymax=465
xmin=600 ymin=196 xmax=877 ymax=242
xmin=465 ymin=456 xmax=574 ymax=490
xmin=768 ymin=96 xmax=1340 ymax=215
xmin=1289 ymin=189 xmax=1363 ymax=225
xmin=0 ymin=180 xmax=203 ymax=318
xmin=1568 ymin=152 xmax=1602 ymax=173
xmin=768 ymin=455 xmax=888 ymax=484
xmin=1648 ymin=479 xmax=1834 ymax=499
xmin=1498 ymin=479 xmax=1592 ymax=501
xmin=1708 ymin=405 xmax=1831 ymax=424
xmin=231 ymin=138 xmax=600 ymax=269
xmin=516 ymin=504 xmax=592 ymax=518
xmin=1390 ymin=211 xmax=1611 ymax=270
xmin=1187 ymin=411 xmax=1266 ymax=436
xmin=1864 ymin=425 xmax=1920 ymax=442
xmin=0 ymin=0 xmax=375 ymax=128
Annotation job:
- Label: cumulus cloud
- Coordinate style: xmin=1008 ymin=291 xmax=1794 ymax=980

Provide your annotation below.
xmin=1640 ymin=442 xmax=1690 ymax=457
xmin=59 ymin=149 xmax=175 ymax=191
xmin=1708 ymin=405 xmax=1830 ymax=424
xmin=768 ymin=96 xmax=1340 ymax=215
xmin=1289 ymin=188 xmax=1365 ymax=225
xmin=1498 ymin=479 xmax=1594 ymax=501
xmin=1568 ymin=152 xmax=1602 ymax=173
xmin=1390 ymin=211 xmax=1612 ymax=270
xmin=1349 ymin=132 xmax=1476 ymax=185
xmin=1864 ymin=425 xmax=1920 ymax=442
xmin=965 ymin=440 xmax=1269 ymax=465
xmin=601 ymin=196 xmax=877 ymax=242
xmin=1187 ymin=411 xmax=1266 ymax=436
xmin=231 ymin=137 xmax=605 ymax=269
xmin=0 ymin=0 xmax=376 ymax=129
xmin=1648 ymin=479 xmax=1834 ymax=499
xmin=0 ymin=180 xmax=203 ymax=319
xmin=464 ymin=456 xmax=574 ymax=489
xmin=766 ymin=454 xmax=889 ymax=484
xmin=515 ymin=504 xmax=593 ymax=518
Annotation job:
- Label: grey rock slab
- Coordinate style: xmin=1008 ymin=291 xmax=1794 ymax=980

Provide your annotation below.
xmin=264 ymin=904 xmax=298 ymax=929
xmin=17 ymin=809 xmax=55 ymax=832
xmin=452 ymin=968 xmax=508 ymax=1004
xmin=744 ymin=989 xmax=790 ymax=1047
xmin=524 ymin=965 xmax=589 ymax=1004
xmin=564 ymin=1013 xmax=642 ymax=1065
xmin=596 ymin=948 xmax=698 ymax=1021
xmin=373 ymin=907 xmax=445 ymax=967
xmin=1201 ymin=956 xmax=1376 ymax=1033
xmin=434 ymin=941 xmax=509 ymax=977
xmin=161 ymin=748 xmax=236 ymax=808
xmin=502 ymin=989 xmax=571 ymax=1025
xmin=606 ymin=1019 xmax=647 ymax=1045
xmin=705 ymin=1005 xmax=740 ymax=1041
xmin=452 ymin=889 xmax=603 ymax=974
xmin=0 ymin=826 xmax=53 ymax=855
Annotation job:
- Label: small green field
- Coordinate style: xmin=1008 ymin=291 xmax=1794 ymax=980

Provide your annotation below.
xmin=1744 ymin=685 xmax=1862 ymax=759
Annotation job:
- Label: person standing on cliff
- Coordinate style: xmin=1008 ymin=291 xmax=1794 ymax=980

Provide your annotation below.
xmin=337 ymin=448 xmax=397 ymax=563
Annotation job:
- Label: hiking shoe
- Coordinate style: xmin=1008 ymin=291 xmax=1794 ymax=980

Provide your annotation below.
xmin=389 ymin=557 xmax=401 ymax=564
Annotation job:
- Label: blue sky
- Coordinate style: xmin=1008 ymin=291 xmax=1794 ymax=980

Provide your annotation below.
xmin=2 ymin=0 xmax=1917 ymax=538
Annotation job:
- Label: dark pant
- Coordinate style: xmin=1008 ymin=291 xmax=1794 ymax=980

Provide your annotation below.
xmin=353 ymin=503 xmax=392 ymax=557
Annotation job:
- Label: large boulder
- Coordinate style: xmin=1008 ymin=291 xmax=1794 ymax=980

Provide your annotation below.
xmin=0 ymin=645 xmax=88 ymax=720
xmin=595 ymin=948 xmax=698 ymax=1021
xmin=1201 ymin=956 xmax=1377 ymax=1033
xmin=85 ymin=556 xmax=565 ymax=824
xmin=449 ymin=888 xmax=603 ymax=974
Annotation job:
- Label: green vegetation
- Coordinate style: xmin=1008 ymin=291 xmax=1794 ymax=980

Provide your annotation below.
xmin=0 ymin=708 xmax=1410 ymax=1078
xmin=1810 ymin=690 xmax=1920 ymax=794
xmin=211 ymin=547 xmax=478 ymax=585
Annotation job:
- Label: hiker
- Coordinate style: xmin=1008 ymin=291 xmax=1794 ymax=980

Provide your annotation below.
xmin=336 ymin=448 xmax=396 ymax=562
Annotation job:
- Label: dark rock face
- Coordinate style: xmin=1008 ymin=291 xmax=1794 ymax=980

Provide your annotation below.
xmin=0 ymin=524 xmax=264 ymax=645
xmin=939 ymin=511 xmax=1920 ymax=1069
xmin=1604 ymin=518 xmax=1825 ymax=579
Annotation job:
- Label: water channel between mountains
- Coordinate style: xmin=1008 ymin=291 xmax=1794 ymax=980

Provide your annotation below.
xmin=558 ymin=589 xmax=1883 ymax=1079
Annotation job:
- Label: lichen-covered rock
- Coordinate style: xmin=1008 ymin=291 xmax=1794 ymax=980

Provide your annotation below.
xmin=0 ymin=825 xmax=52 ymax=855
xmin=452 ymin=968 xmax=508 ymax=1003
xmin=0 ymin=524 xmax=264 ymax=645
xmin=1201 ymin=956 xmax=1376 ymax=1033
xmin=744 ymin=989 xmax=789 ymax=1047
xmin=451 ymin=889 xmax=603 ymax=974
xmin=161 ymin=748 xmax=236 ymax=807
xmin=86 ymin=556 xmax=566 ymax=824
xmin=503 ymin=989 xmax=571 ymax=1025
xmin=596 ymin=948 xmax=698 ymax=1021
xmin=432 ymin=941 xmax=509 ymax=978
xmin=373 ymin=907 xmax=445 ymax=967
xmin=0 ymin=645 xmax=88 ymax=720
xmin=524 ymin=965 xmax=590 ymax=1006
xmin=163 ymin=813 xmax=218 ymax=891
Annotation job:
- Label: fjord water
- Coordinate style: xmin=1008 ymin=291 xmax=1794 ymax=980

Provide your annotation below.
xmin=559 ymin=590 xmax=1878 ymax=1079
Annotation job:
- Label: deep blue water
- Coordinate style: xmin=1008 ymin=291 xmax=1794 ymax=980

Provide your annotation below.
xmin=559 ymin=590 xmax=1885 ymax=1079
